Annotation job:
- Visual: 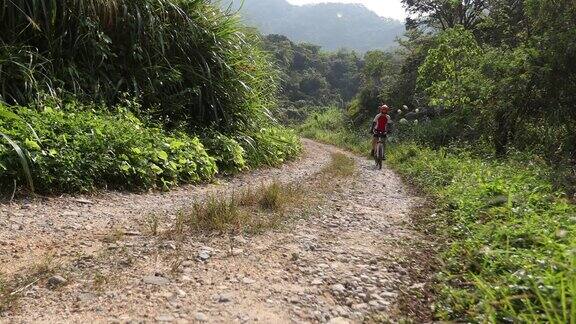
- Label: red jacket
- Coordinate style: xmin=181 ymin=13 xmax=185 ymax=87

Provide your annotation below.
xmin=373 ymin=113 xmax=390 ymax=133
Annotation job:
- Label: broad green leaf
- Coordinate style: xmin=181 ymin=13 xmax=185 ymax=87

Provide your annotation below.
xmin=157 ymin=150 xmax=168 ymax=161
xmin=25 ymin=139 xmax=41 ymax=151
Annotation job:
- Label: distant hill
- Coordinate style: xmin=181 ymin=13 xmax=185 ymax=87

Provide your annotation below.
xmin=219 ymin=0 xmax=405 ymax=52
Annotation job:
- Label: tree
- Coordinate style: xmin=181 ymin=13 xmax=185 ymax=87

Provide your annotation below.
xmin=402 ymin=0 xmax=488 ymax=30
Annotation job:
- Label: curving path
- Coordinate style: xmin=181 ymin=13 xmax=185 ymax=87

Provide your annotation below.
xmin=0 ymin=139 xmax=432 ymax=323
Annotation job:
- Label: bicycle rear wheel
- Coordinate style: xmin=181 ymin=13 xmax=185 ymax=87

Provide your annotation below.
xmin=376 ymin=143 xmax=384 ymax=170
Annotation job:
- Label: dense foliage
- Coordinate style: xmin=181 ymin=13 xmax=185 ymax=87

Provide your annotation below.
xmin=398 ymin=0 xmax=576 ymax=164
xmin=0 ymin=102 xmax=217 ymax=193
xmin=0 ymin=0 xmax=302 ymax=196
xmin=263 ymin=35 xmax=363 ymax=123
xmin=0 ymin=101 xmax=300 ymax=195
xmin=298 ymin=108 xmax=367 ymax=153
xmin=389 ymin=144 xmax=576 ymax=322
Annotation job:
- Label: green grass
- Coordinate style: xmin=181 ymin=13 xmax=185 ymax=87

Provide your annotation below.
xmin=322 ymin=153 xmax=356 ymax=177
xmin=299 ymin=108 xmax=576 ymax=322
xmin=388 ymin=144 xmax=576 ymax=322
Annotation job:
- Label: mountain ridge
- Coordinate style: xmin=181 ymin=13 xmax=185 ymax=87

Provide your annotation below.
xmin=220 ymin=0 xmax=405 ymax=52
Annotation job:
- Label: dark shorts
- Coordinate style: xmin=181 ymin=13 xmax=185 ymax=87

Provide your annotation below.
xmin=373 ymin=132 xmax=387 ymax=139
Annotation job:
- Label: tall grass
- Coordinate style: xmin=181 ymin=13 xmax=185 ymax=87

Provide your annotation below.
xmin=0 ymin=0 xmax=277 ymax=132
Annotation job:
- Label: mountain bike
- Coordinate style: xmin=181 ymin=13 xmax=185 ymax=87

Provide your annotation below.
xmin=374 ymin=133 xmax=386 ymax=170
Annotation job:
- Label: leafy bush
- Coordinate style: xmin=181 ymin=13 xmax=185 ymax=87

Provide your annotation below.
xmin=388 ymin=143 xmax=576 ymax=322
xmin=394 ymin=112 xmax=483 ymax=149
xmin=202 ymin=132 xmax=247 ymax=175
xmin=0 ymin=0 xmax=304 ymax=196
xmin=0 ymin=103 xmax=217 ymax=193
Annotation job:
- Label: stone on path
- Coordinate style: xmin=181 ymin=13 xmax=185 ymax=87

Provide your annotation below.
xmin=143 ymin=275 xmax=170 ymax=286
xmin=328 ymin=317 xmax=351 ymax=324
xmin=331 ymin=283 xmax=345 ymax=293
xmin=47 ymin=275 xmax=67 ymax=288
xmin=194 ymin=312 xmax=208 ymax=322
xmin=156 ymin=314 xmax=175 ymax=322
xmin=218 ymin=293 xmax=233 ymax=303
xmin=76 ymin=292 xmax=97 ymax=302
xmin=198 ymin=251 xmax=211 ymax=261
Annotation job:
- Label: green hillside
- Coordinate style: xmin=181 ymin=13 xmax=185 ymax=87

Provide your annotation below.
xmin=222 ymin=0 xmax=405 ymax=52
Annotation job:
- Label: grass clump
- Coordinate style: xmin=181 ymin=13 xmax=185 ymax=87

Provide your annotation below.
xmin=258 ymin=181 xmax=302 ymax=211
xmin=177 ymin=181 xmax=304 ymax=235
xmin=0 ymin=274 xmax=17 ymax=313
xmin=0 ymin=254 xmax=60 ymax=313
xmin=388 ymin=143 xmax=576 ymax=322
xmin=322 ymin=153 xmax=356 ymax=177
xmin=187 ymin=196 xmax=248 ymax=233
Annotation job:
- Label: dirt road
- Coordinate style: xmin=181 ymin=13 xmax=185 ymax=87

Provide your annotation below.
xmin=0 ymin=139 xmax=432 ymax=323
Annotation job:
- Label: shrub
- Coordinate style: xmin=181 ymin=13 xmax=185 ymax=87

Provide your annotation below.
xmin=202 ymin=132 xmax=247 ymax=175
xmin=0 ymin=103 xmax=217 ymax=194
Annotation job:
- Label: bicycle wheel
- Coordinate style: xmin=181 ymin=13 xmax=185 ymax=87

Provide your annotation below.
xmin=377 ymin=143 xmax=384 ymax=170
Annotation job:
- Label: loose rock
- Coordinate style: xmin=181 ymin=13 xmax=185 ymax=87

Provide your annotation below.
xmin=198 ymin=251 xmax=211 ymax=261
xmin=218 ymin=293 xmax=233 ymax=303
xmin=328 ymin=317 xmax=350 ymax=324
xmin=47 ymin=275 xmax=67 ymax=288
xmin=143 ymin=275 xmax=170 ymax=286
xmin=331 ymin=284 xmax=345 ymax=293
xmin=194 ymin=312 xmax=208 ymax=322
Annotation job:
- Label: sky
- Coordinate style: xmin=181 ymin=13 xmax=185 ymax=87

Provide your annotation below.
xmin=286 ymin=0 xmax=406 ymax=21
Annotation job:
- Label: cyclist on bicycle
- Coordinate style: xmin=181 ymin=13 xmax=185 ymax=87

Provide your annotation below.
xmin=371 ymin=104 xmax=391 ymax=157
